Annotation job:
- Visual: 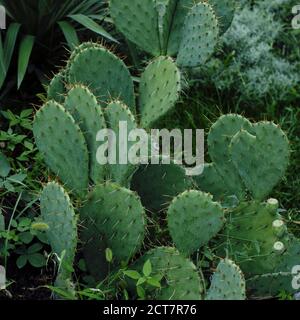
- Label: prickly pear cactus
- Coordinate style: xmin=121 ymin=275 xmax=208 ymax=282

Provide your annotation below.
xmin=195 ymin=114 xmax=290 ymax=202
xmin=80 ymin=183 xmax=146 ymax=279
xmin=131 ymin=161 xmax=193 ymax=213
xmin=110 ymin=0 xmax=221 ymax=66
xmin=217 ymin=198 xmax=300 ymax=295
xmin=230 ymin=122 xmax=290 ymax=201
xmin=177 ymin=2 xmax=219 ymax=68
xmin=33 ymin=101 xmax=89 ymax=197
xmin=133 ymin=247 xmax=204 ymax=300
xmin=167 ymin=0 xmax=199 ymax=56
xmin=110 ymin=0 xmax=161 ymax=56
xmin=206 ymin=259 xmax=246 ymax=300
xmin=139 ymin=56 xmax=181 ymax=128
xmin=64 ymin=85 xmax=107 ymax=184
xmin=40 ymin=182 xmax=77 ymax=293
xmin=104 ymin=101 xmax=138 ymax=187
xmin=247 ymin=236 xmax=300 ymax=297
xmin=67 ymin=46 xmax=136 ymax=111
xmin=167 ymin=190 xmax=225 ymax=255
xmin=47 ymin=69 xmax=66 ymax=104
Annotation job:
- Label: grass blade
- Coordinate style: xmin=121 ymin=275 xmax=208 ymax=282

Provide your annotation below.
xmin=17 ymin=35 xmax=35 ymax=89
xmin=68 ymin=14 xmax=118 ymax=43
xmin=58 ymin=20 xmax=79 ymax=50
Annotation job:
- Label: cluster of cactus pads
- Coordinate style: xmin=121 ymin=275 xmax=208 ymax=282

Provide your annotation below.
xmin=110 ymin=0 xmax=236 ymax=67
xmin=34 ymin=103 xmax=299 ymax=299
xmin=31 ymin=0 xmax=300 ymax=300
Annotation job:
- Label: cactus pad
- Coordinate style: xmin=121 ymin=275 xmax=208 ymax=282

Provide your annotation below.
xmin=177 ymin=2 xmax=219 ymax=68
xmin=167 ymin=190 xmax=225 ymax=254
xmin=33 ymin=101 xmax=89 ymax=197
xmin=110 ymin=0 xmax=161 ymax=56
xmin=231 ymin=122 xmax=290 ymax=201
xmin=67 ymin=46 xmax=135 ymax=111
xmin=64 ymin=85 xmax=107 ymax=184
xmin=139 ymin=56 xmax=181 ymax=128
xmin=80 ymin=183 xmax=146 ymax=279
xmin=133 ymin=247 xmax=204 ymax=300
xmin=197 ymin=114 xmax=252 ymax=201
xmin=104 ymin=101 xmax=138 ymax=186
xmin=247 ymin=237 xmax=300 ymax=297
xmin=47 ymin=70 xmax=66 ymax=104
xmin=131 ymin=161 xmax=193 ymax=213
xmin=40 ymin=182 xmax=77 ymax=291
xmin=167 ymin=0 xmax=197 ymax=56
xmin=206 ymin=259 xmax=246 ymax=300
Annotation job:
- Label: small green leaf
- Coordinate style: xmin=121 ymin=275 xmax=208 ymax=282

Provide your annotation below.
xmin=105 ymin=248 xmax=113 ymax=263
xmin=143 ymin=259 xmax=152 ymax=277
xmin=124 ymin=270 xmax=141 ymax=280
xmin=137 ymin=286 xmax=145 ymax=299
xmin=16 ymin=255 xmax=28 ymax=269
xmin=78 ymin=259 xmax=87 ymax=272
xmin=27 ymin=242 xmax=43 ymax=254
xmin=136 ymin=277 xmax=147 ymax=286
xmin=147 ymin=277 xmax=161 ymax=288
xmin=19 ymin=231 xmax=34 ymax=244
xmin=0 ymin=151 xmax=11 ymax=177
xmin=20 ymin=109 xmax=33 ymax=118
xmin=18 ymin=217 xmax=32 ymax=228
xmin=28 ymin=253 xmax=46 ymax=268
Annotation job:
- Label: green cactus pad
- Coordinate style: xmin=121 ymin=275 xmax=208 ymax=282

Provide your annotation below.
xmin=40 ymin=182 xmax=77 ymax=291
xmin=231 ymin=122 xmax=290 ymax=201
xmin=155 ymin=0 xmax=177 ymax=54
xmin=80 ymin=183 xmax=146 ymax=279
xmin=219 ymin=200 xmax=291 ymax=276
xmin=133 ymin=247 xmax=204 ymax=300
xmin=197 ymin=114 xmax=252 ymax=201
xmin=64 ymin=85 xmax=107 ymax=184
xmin=206 ymin=259 xmax=246 ymax=300
xmin=167 ymin=0 xmax=197 ymax=56
xmin=40 ymin=182 xmax=77 ymax=264
xmin=110 ymin=0 xmax=161 ymax=56
xmin=47 ymin=70 xmax=66 ymax=104
xmin=247 ymin=237 xmax=300 ymax=297
xmin=193 ymin=164 xmax=229 ymax=200
xmin=67 ymin=47 xmax=135 ymax=111
xmin=167 ymin=190 xmax=225 ymax=254
xmin=104 ymin=101 xmax=138 ymax=187
xmin=33 ymin=101 xmax=89 ymax=197
xmin=139 ymin=56 xmax=181 ymax=128
xmin=177 ymin=2 xmax=219 ymax=68
xmin=208 ymin=0 xmax=236 ymax=35
xmin=131 ymin=161 xmax=193 ymax=213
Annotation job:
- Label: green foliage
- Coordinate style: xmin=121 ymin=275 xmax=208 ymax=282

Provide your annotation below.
xmin=0 ymin=0 xmax=115 ymax=90
xmin=124 ymin=260 xmax=163 ymax=300
xmin=132 ymin=247 xmax=204 ymax=300
xmin=206 ymin=259 xmax=246 ymax=300
xmin=199 ymin=1 xmax=299 ymax=106
xmin=15 ymin=243 xmax=46 ymax=269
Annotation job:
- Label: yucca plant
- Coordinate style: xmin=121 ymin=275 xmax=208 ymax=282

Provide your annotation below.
xmin=0 ymin=0 xmax=116 ymax=90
